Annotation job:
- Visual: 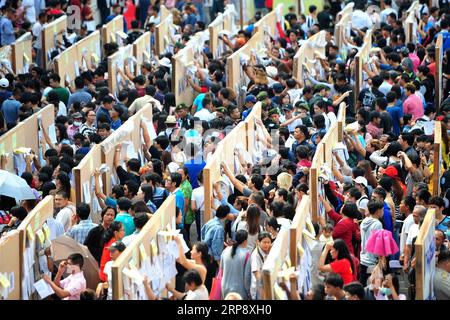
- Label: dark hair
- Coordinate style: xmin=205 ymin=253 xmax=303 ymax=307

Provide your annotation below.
xmin=417 ymin=189 xmax=431 ymax=204
xmin=266 ymin=216 xmax=281 ymax=232
xmin=117 ymin=197 xmax=132 ymax=211
xmin=373 ymin=187 xmax=387 ymax=200
xmin=270 ymin=201 xmax=284 ymax=218
xmin=341 ymin=202 xmax=360 ymax=219
xmin=438 ymin=250 xmax=450 ymax=264
xmin=246 ymin=205 xmax=261 ymax=235
xmin=140 ymin=184 xmax=154 ymax=204
xmin=76 ymin=202 xmax=91 ymax=220
xmin=250 ymin=174 xmax=264 ymax=190
xmin=429 ymin=196 xmax=445 ymax=208
xmin=276 ymin=188 xmax=288 ymax=201
xmin=231 ymin=229 xmax=248 ymax=258
xmin=133 ymin=212 xmax=149 ymax=229
xmin=10 ymin=206 xmax=28 ymax=221
xmin=130 ymin=200 xmax=151 ymax=214
xmin=112 ymin=185 xmax=124 ymax=199
xmin=367 ymin=199 xmax=384 ymax=215
xmin=170 ymin=173 xmax=182 ymax=188
xmin=403 ymin=195 xmax=416 ymax=212
xmin=125 ymin=180 xmax=140 ymax=197
xmin=127 ymin=158 xmax=140 ymax=173
xmin=332 ymin=239 xmax=355 ymax=274
xmin=215 ymin=204 xmax=230 ymax=219
xmin=348 ymin=187 xmax=362 ymax=200
xmin=310 ymin=284 xmax=326 ymax=300
xmin=56 ymin=172 xmax=71 ymax=196
xmin=344 ymin=282 xmax=365 ymax=299
xmin=68 ymin=253 xmax=84 ymax=269
xmin=101 ymin=206 xmax=117 ymax=219
xmin=325 ymin=273 xmax=344 ymax=289
xmin=193 ymin=242 xmax=211 ymax=267
xmin=183 ymin=269 xmax=203 ymax=286
xmin=101 ymin=221 xmax=123 ymax=246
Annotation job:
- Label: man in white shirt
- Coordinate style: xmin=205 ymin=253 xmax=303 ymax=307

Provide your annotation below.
xmin=380 ymin=0 xmax=397 ymax=24
xmin=403 ymin=205 xmax=427 ymax=272
xmin=22 ymin=0 xmax=36 ymax=23
xmin=351 ymin=4 xmax=373 ymax=30
xmin=54 ymin=191 xmax=76 ymax=232
xmin=122 ymin=212 xmax=148 ymax=246
xmin=194 ymin=96 xmax=215 ymax=122
xmin=32 ymin=12 xmax=46 ymax=67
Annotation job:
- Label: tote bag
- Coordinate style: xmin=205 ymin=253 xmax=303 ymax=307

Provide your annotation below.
xmin=209 ymin=268 xmax=223 ymax=300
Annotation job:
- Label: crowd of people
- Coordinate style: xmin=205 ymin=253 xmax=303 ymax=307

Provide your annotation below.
xmin=0 ymin=0 xmax=450 ymax=301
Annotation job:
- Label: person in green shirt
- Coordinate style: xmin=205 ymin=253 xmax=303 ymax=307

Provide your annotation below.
xmin=114 ymin=197 xmax=135 ymax=236
xmin=48 ymin=73 xmax=71 ymax=107
xmin=178 ymin=166 xmax=195 ymax=239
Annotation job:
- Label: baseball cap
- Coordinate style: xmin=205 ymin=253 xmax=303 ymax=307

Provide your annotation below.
xmin=175 ymin=103 xmax=188 ymax=111
xmin=0 ymin=78 xmax=9 ymax=88
xmin=268 ymin=108 xmax=279 ymax=116
xmin=165 ymin=115 xmax=177 ymax=124
xmin=245 ymin=95 xmax=257 ymax=103
xmin=107 ymin=241 xmax=126 ymax=252
xmin=72 ymin=112 xmax=83 ymax=119
xmin=272 ymin=83 xmax=284 ymax=93
xmin=159 ymin=57 xmax=171 ymax=68
xmin=266 ymin=66 xmax=278 ymax=78
xmin=384 ymin=166 xmax=398 ymax=178
xmin=282 ymin=103 xmax=293 ymax=111
xmin=314 ymin=84 xmax=328 ymax=91
xmin=141 ymin=61 xmax=152 ymax=70
xmin=216 ymin=106 xmax=228 ymax=114
xmin=257 ymin=91 xmax=268 ymax=101
xmin=353 ymin=176 xmax=368 ymax=188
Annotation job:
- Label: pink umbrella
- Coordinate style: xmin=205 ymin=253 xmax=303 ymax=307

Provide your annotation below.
xmin=365 ymin=229 xmax=399 ymax=256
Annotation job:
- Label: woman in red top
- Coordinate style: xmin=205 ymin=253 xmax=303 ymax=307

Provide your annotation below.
xmin=99 ymin=221 xmax=125 ymax=282
xmin=319 ymin=196 xmax=361 ymax=256
xmin=318 ymin=239 xmax=356 ymax=285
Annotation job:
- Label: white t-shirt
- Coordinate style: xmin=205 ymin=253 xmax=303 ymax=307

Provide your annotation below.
xmin=185 ymin=285 xmax=209 ymax=300
xmin=55 ymin=205 xmax=76 ymax=232
xmin=277 ymin=217 xmax=292 ymax=230
xmin=31 ymin=21 xmax=43 ymax=49
xmin=400 ymin=214 xmax=415 ymax=255
xmin=45 ymin=217 xmax=65 ymax=240
xmin=23 ymin=0 xmax=36 ymax=23
xmin=406 ymin=223 xmax=419 ymax=246
xmin=191 ymin=187 xmax=205 ymax=212
xmin=250 ymin=247 xmax=267 ymax=300
xmin=104 ymin=260 xmax=113 ymax=300
xmin=351 ymin=10 xmax=373 ymax=29
xmin=194 ymin=108 xmax=215 ymax=122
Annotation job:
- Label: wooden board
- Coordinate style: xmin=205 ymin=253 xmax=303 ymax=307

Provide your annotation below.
xmin=11 ymin=32 xmax=32 ymax=75
xmin=0 ymin=104 xmax=53 ymax=173
xmin=107 ymin=44 xmax=134 ymax=97
xmin=75 ymin=30 xmax=102 ymax=73
xmin=415 ymin=208 xmax=436 ymax=300
xmin=208 ymin=14 xmax=226 ymax=59
xmin=435 ymin=34 xmax=443 ymax=112
xmin=289 ymin=195 xmax=310 ymax=265
xmin=354 ymin=30 xmax=373 ymax=109
xmin=172 ymin=44 xmax=194 ymax=106
xmin=292 ymin=31 xmax=327 ymax=87
xmin=309 ymin=143 xmax=324 ymax=223
xmin=100 ymin=104 xmax=152 ymax=195
xmin=54 ymin=43 xmax=80 ymax=86
xmin=334 ymin=3 xmax=353 ymax=53
xmin=155 ymin=14 xmax=173 ymax=56
xmin=42 ymin=15 xmax=68 ymax=69
xmin=337 ymin=102 xmax=346 ymax=143
xmin=101 ymin=15 xmax=124 ymax=45
xmin=72 ymin=144 xmax=103 ymax=222
xmin=322 ymin=121 xmax=338 ymax=165
xmin=433 ymin=121 xmax=442 ymax=196
xmin=226 ymin=31 xmax=265 ymax=105
xmin=160 ymin=5 xmax=170 ymax=22
xmin=133 ymin=32 xmax=152 ymax=76
xmin=404 ymin=1 xmax=420 ymax=44
xmin=254 ymin=4 xmax=283 ymax=40
xmin=0 ymin=230 xmax=21 ymax=300
xmin=261 ymin=228 xmax=289 ymax=300
xmin=111 ymin=195 xmax=176 ymax=300
xmin=16 ymin=195 xmax=54 ymax=299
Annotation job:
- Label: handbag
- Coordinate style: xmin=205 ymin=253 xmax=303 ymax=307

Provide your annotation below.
xmin=209 ymin=268 xmax=223 ymax=300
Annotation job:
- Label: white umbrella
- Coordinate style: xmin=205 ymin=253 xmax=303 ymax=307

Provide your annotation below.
xmin=0 ymin=169 xmax=36 ymax=201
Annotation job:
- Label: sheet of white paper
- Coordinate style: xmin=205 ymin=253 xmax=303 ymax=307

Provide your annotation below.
xmin=176 ymin=234 xmax=190 ymax=254
xmin=166 ymin=241 xmax=179 ymax=259
xmin=33 ymin=278 xmax=54 ymax=299
xmin=162 ymin=254 xmax=177 ymax=284
xmin=423 ymin=121 xmax=435 ymax=136
xmin=13 ymin=153 xmax=27 ymax=176
xmin=48 ymin=124 xmax=58 ymax=145
xmin=82 ymin=180 xmax=91 ymax=204
xmin=38 ymin=255 xmax=49 ymax=274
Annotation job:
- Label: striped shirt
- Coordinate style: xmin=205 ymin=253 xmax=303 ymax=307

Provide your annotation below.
xmin=66 ymin=220 xmax=97 ymax=244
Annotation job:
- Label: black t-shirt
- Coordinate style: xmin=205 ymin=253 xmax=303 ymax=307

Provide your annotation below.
xmin=84 ymin=224 xmax=105 ymax=263
xmin=116 ymin=166 xmax=141 ymax=186
xmin=380 ymin=111 xmax=393 ymax=135
xmin=358 ymin=87 xmax=385 ymax=109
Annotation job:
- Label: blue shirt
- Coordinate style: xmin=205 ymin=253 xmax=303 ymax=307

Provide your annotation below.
xmin=201 ymin=216 xmax=225 ymax=261
xmin=435 ymin=30 xmax=450 ymax=52
xmin=174 ymin=189 xmax=186 ymax=228
xmin=193 ymin=93 xmax=205 ymax=112
xmin=387 ymin=105 xmax=404 ymax=136
xmin=436 ymin=216 xmax=450 ymax=233
xmin=153 ymin=187 xmax=168 ymax=209
xmin=96 ymin=106 xmax=112 ymax=126
xmin=67 ymin=90 xmax=92 ymax=109
xmin=0 ymin=90 xmax=11 ymax=106
xmin=0 ymin=17 xmax=15 ymax=46
xmin=114 ymin=212 xmax=136 ymax=236
xmin=382 ymin=202 xmax=394 ymax=234
xmin=184 ymin=159 xmax=206 ymax=189
xmin=110 ymin=118 xmax=122 ymax=130
xmin=1 ymin=98 xmax=21 ymax=124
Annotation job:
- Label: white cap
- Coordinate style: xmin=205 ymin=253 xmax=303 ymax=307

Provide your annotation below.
xmin=0 ymin=78 xmax=9 ymax=88
xmin=353 ymin=176 xmax=368 ymax=188
xmin=266 ymin=66 xmax=278 ymax=78
xmin=159 ymin=57 xmax=171 ymax=68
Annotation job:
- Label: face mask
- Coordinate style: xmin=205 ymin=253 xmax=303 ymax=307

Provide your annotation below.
xmin=73 ymin=121 xmax=82 ymax=126
xmin=380 ymin=287 xmax=392 ymax=296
